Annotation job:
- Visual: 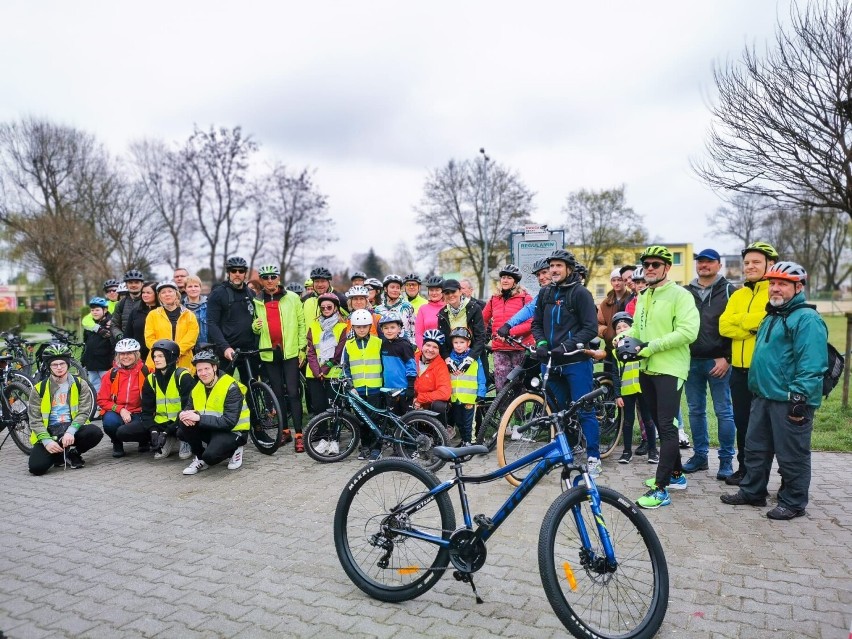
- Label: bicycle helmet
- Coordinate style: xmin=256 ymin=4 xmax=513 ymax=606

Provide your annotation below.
xmin=350 ymin=270 xmax=367 ymax=281
xmin=310 ymin=266 xmax=332 ymax=280
xmin=103 ymin=278 xmax=120 ymax=291
xmin=423 ymin=275 xmax=445 ymax=288
xmin=225 ymin=256 xmax=248 ymax=270
xmin=115 ymin=338 xmax=141 ymax=353
xmin=151 ymin=339 xmax=180 ymax=364
xmin=631 ymin=266 xmax=646 ymax=281
xmin=403 ymin=273 xmax=421 ymax=284
xmin=192 ymin=348 xmax=219 ymax=366
xmin=611 ymin=311 xmax=634 ymax=329
xmin=741 ymin=241 xmax=779 ymax=261
xmin=764 ymin=261 xmax=807 ymax=284
xmin=574 ymin=263 xmax=588 ymax=279
xmin=258 ymin=264 xmax=280 ymax=277
xmin=286 ymin=282 xmax=305 ymax=294
xmin=349 ymin=309 xmax=374 ymax=326
xmin=346 ymin=285 xmax=370 ymax=298
xmin=317 ymin=293 xmax=340 ymax=309
xmin=42 ymin=342 xmax=72 ymax=364
xmin=156 ymin=280 xmax=178 ymax=292
xmin=639 ymin=245 xmax=673 ymax=265
xmin=383 ymin=274 xmax=403 ymax=287
xmin=304 ymin=278 xmax=313 ymax=288
xmin=123 ymin=269 xmax=144 ymax=282
xmin=547 ymin=249 xmax=576 ymax=267
xmin=422 ymin=329 xmax=445 ymax=346
xmin=615 ymin=336 xmax=645 ymax=362
xmin=531 ymin=258 xmax=550 ymax=274
xmin=449 ymin=327 xmax=472 ymax=341
xmin=365 ymin=277 xmax=383 ymax=291
xmin=499 ymin=264 xmax=522 ymax=281
xmin=116 ymin=282 xmax=128 ymax=294
xmin=88 ymin=297 xmax=109 ymax=308
xmin=378 ymin=310 xmax=403 ymax=326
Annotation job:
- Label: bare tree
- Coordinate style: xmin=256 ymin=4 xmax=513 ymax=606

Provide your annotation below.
xmin=710 ymin=193 xmax=774 ymax=246
xmin=563 ymin=185 xmax=647 ymax=282
xmin=763 ymin=203 xmax=829 ymax=289
xmin=693 ymin=1 xmax=852 ymax=222
xmin=416 ymin=157 xmax=535 ymax=296
xmin=815 ymin=208 xmax=851 ymax=290
xmin=178 ymin=125 xmax=257 ymax=283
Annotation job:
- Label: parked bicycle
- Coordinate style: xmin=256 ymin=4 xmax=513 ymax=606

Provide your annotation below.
xmin=334 ymin=386 xmax=669 ymax=639
xmin=0 ymin=355 xmax=35 ymax=455
xmin=231 ymin=348 xmax=285 ymax=455
xmin=303 ymin=377 xmax=450 ymax=472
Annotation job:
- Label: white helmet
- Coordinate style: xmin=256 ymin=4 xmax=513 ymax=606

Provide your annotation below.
xmin=346 ymin=285 xmax=370 ymax=298
xmin=349 ymin=309 xmax=374 ymax=327
xmin=115 ymin=338 xmax=141 ymax=353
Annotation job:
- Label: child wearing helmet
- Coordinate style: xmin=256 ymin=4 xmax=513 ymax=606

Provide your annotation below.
xmin=97 ymin=338 xmax=150 ymax=458
xmin=378 ymin=311 xmax=417 ymax=416
xmin=81 ymin=297 xmax=114 ymax=392
xmin=413 ymin=329 xmax=452 ymax=428
xmin=446 ymin=327 xmax=486 ymax=446
xmin=342 ymin=309 xmax=385 ymax=460
xmin=141 ymin=339 xmax=196 ymax=460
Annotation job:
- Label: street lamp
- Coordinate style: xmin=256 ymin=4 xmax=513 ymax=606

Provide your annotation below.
xmin=480 ymin=148 xmax=490 ymax=299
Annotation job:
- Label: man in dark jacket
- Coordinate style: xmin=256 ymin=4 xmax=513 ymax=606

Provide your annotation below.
xmin=682 ymin=249 xmax=738 ymax=479
xmin=531 ymin=249 xmax=601 ymax=476
xmin=110 ymin=269 xmax=145 ymax=341
xmin=207 ymin=257 xmax=257 ymax=379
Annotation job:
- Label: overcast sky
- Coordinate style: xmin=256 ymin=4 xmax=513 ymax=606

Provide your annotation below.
xmin=0 ymin=0 xmax=794 ymax=276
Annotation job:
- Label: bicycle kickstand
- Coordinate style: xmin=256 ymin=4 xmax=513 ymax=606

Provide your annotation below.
xmin=453 ymin=571 xmax=484 ymax=604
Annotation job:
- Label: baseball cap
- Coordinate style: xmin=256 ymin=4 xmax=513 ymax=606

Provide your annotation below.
xmin=694 ymin=248 xmax=721 ymax=261
xmin=441 ymin=278 xmax=461 ymax=292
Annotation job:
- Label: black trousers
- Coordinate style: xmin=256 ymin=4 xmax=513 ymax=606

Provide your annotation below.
xmin=639 ymin=373 xmax=683 ymax=489
xmin=729 ymin=367 xmax=753 ymax=470
xmin=307 ymin=378 xmax=332 ymax=415
xmin=177 ymin=424 xmax=248 ymax=467
xmin=621 ymin=393 xmax=655 ymax=453
xmin=29 ymin=424 xmax=104 ymax=476
xmin=262 ymin=353 xmax=304 ymax=433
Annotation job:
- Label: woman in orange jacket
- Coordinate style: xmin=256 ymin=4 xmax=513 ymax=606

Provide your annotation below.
xmin=413 ymin=330 xmax=452 ymax=425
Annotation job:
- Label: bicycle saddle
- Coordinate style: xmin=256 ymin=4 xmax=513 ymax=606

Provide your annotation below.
xmin=432 ymin=444 xmax=489 ymax=461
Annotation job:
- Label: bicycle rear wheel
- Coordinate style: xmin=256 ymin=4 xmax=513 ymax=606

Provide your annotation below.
xmin=3 ymin=380 xmax=33 ymax=454
xmin=303 ymin=410 xmax=360 ymax=462
xmin=393 ymin=412 xmax=449 ymax=472
xmin=495 ymin=393 xmax=552 ymax=487
xmin=334 ymin=458 xmax=455 ymax=602
xmin=248 ymin=381 xmax=283 ymax=455
xmin=538 ymin=486 xmax=669 ymax=639
xmin=595 ymin=377 xmax=623 ymax=460
xmin=477 ymin=379 xmax=523 ymax=451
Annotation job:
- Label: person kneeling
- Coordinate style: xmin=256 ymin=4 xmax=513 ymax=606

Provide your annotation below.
xmin=98 ymin=338 xmax=149 ymax=458
xmin=178 ymin=349 xmax=250 ymax=474
xmin=413 ymin=329 xmax=451 ymax=430
xmin=142 ymin=339 xmax=195 ymax=460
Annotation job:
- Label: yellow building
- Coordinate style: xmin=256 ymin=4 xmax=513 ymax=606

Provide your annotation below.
xmin=569 ymin=243 xmax=694 ymax=303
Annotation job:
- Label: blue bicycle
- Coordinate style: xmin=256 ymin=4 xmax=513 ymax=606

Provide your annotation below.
xmin=334 ymin=387 xmax=669 ymax=639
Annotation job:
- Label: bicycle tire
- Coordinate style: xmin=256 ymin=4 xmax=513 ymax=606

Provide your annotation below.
xmin=248 ymin=380 xmax=283 ymax=455
xmin=393 ymin=412 xmax=449 ymax=472
xmin=67 ymin=358 xmax=87 ymax=381
xmin=334 ymin=458 xmax=455 ymax=602
xmin=3 ymin=380 xmax=33 ymax=454
xmin=495 ymin=392 xmax=552 ymax=487
xmin=303 ymin=410 xmax=360 ymax=462
xmin=538 ymin=486 xmax=669 ymax=639
xmin=595 ymin=378 xmax=623 ymax=460
xmin=477 ymin=379 xmax=524 ymax=451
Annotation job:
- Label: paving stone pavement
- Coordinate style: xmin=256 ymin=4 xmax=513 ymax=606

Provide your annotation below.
xmin=1 ymin=436 xmax=850 ymax=639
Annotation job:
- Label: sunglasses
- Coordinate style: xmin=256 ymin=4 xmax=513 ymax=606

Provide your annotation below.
xmin=642 ymin=261 xmax=665 ymax=270
xmin=229 ymin=268 xmax=247 ymax=274
xmin=106 ymin=288 xmax=117 ymax=293
xmin=260 ymin=274 xmax=278 ymax=280
xmin=320 ymin=304 xmax=336 ymax=310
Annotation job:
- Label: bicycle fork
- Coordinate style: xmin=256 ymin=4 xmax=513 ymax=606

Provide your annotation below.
xmin=566 ymin=471 xmax=619 ymax=582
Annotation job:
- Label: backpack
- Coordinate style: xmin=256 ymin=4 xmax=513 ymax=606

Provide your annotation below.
xmin=782 ymin=303 xmax=844 ymax=397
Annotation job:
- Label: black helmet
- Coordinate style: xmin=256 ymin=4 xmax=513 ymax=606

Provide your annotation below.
xmin=351 ymin=270 xmax=367 ymax=281
xmin=226 ymin=256 xmax=248 ymax=270
xmin=192 ymin=349 xmax=219 ymax=366
xmin=424 ymin=275 xmax=444 ymax=288
xmin=123 ymin=269 xmax=144 ymax=282
xmin=615 ymin=336 xmax=645 ymax=362
xmin=151 ymin=339 xmax=180 ymax=364
xmin=449 ymin=327 xmax=472 ymax=341
xmin=531 ymin=259 xmax=549 ymax=274
xmin=403 ymin=273 xmax=421 ymax=284
xmin=285 ymin=282 xmax=306 ymax=294
xmin=499 ymin=264 xmax=522 ymax=281
xmin=574 ymin=263 xmax=588 ymax=279
xmin=103 ymin=278 xmax=120 ymax=291
xmin=310 ymin=266 xmax=332 ymax=280
xmin=547 ymin=249 xmax=576 ymax=267
xmin=611 ymin=311 xmax=634 ymax=329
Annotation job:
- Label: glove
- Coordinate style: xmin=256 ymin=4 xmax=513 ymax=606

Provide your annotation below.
xmin=446 ymin=358 xmax=458 ymax=373
xmin=535 ymin=345 xmax=550 ymax=361
xmin=405 ymin=386 xmax=415 ymax=400
xmin=458 ymin=356 xmax=475 ymax=373
xmin=252 ymin=318 xmax=263 ymax=331
xmin=638 ymin=347 xmax=652 ymax=358
xmin=496 ymin=324 xmax=511 ymax=339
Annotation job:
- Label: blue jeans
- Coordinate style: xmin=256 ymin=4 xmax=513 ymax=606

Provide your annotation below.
xmin=546 ymin=359 xmax=599 ymax=458
xmin=684 ymin=358 xmax=736 ymax=461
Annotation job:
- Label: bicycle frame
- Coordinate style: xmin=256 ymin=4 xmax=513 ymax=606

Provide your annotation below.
xmin=334 ymin=383 xmax=433 ymax=449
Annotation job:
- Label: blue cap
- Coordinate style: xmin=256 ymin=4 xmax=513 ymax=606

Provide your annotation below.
xmin=694 ymin=248 xmax=720 ymax=261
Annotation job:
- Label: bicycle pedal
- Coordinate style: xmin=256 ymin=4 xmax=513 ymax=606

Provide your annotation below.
xmin=473 ymin=514 xmax=494 ymax=530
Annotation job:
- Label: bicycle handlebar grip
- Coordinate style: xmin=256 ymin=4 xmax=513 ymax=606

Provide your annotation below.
xmin=517 ymin=414 xmax=552 ymax=435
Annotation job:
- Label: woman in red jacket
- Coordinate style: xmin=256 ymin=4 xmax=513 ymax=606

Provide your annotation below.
xmin=98 ymin=338 xmax=149 ymax=458
xmin=413 ymin=330 xmax=452 ymax=425
xmin=482 ymin=265 xmax=533 ymax=391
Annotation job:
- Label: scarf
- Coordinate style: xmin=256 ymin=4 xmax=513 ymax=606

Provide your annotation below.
xmin=447 ymin=297 xmax=469 ymax=319
xmin=319 ymin=313 xmax=341 ymax=362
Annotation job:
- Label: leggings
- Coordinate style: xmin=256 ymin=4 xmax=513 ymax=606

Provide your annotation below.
xmin=639 ymin=373 xmax=683 ymax=489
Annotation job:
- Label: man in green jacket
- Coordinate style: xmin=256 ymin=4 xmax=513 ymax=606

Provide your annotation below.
xmin=252 ymin=264 xmax=307 ymax=448
xmin=721 ymin=262 xmax=827 ymax=520
xmin=618 ymin=245 xmax=699 ymax=509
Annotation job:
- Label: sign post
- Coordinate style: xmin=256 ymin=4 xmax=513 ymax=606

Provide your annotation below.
xmin=510 ymin=226 xmax=565 ymax=296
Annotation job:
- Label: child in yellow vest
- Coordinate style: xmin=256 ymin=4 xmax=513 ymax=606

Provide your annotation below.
xmin=447 ymin=327 xmax=485 ymax=446
xmin=341 ymin=309 xmax=384 ymax=460
xmin=612 ymin=312 xmax=656 ymax=464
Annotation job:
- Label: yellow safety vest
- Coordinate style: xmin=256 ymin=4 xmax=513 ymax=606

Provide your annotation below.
xmin=345 ymin=336 xmax=383 ymax=390
xmin=619 ymin=360 xmax=641 ymax=396
xmin=451 ymin=359 xmax=479 ymax=404
xmin=31 ymin=377 xmax=87 ymax=444
xmin=307 ymin=321 xmax=347 ymax=379
xmin=148 ymin=368 xmax=189 ymax=423
xmin=190 ymin=373 xmax=250 ymax=432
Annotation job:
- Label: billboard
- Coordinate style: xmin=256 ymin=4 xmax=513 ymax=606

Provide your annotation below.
xmin=510 ymin=227 xmax=565 ymax=296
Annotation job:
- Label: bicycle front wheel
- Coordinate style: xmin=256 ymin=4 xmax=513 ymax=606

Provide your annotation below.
xmin=334 ymin=458 xmax=455 ymax=602
xmin=393 ymin=413 xmax=449 ymax=472
xmin=495 ymin=393 xmax=552 ymax=487
xmin=3 ymin=380 xmax=33 ymax=454
xmin=303 ymin=410 xmax=360 ymax=462
xmin=248 ymin=381 xmax=283 ymax=455
xmin=595 ymin=377 xmax=623 ymax=460
xmin=538 ymin=486 xmax=669 ymax=639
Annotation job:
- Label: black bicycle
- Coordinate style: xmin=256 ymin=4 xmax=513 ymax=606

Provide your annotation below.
xmin=231 ymin=348 xmax=285 ymax=455
xmin=0 ymin=355 xmax=35 ymax=455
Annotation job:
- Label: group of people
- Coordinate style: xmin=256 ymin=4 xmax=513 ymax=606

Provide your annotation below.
xmin=28 ymin=245 xmax=829 ymax=522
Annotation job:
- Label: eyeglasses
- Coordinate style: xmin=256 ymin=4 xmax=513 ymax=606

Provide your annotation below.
xmin=642 ymin=261 xmax=665 ymax=270
xmin=320 ymin=304 xmax=336 ymax=311
xmin=229 ymin=268 xmax=247 ymax=274
xmin=260 ymin=274 xmax=278 ymax=280
xmin=106 ymin=289 xmax=117 ymax=294
xmin=49 ymin=362 xmax=68 ymax=368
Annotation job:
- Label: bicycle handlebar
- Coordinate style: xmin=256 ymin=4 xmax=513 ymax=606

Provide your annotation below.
xmin=504 ymin=335 xmax=602 ymax=359
xmin=516 ymin=386 xmax=607 ymax=435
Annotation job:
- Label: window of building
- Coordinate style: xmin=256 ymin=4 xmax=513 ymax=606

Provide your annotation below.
xmin=595 ymin=284 xmax=606 ymax=298
xmin=595 ymin=256 xmax=605 ymax=266
xmin=612 ymin=253 xmax=622 ymax=266
xmin=673 ymin=252 xmax=682 ymax=265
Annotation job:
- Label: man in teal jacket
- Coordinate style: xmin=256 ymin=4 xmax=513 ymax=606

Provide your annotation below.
xmin=721 ymin=262 xmax=827 ymax=520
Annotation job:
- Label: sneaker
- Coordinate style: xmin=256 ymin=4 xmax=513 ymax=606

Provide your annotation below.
xmin=720 ymin=492 xmax=767 ymax=507
xmin=682 ymin=455 xmax=708 ymax=473
xmin=66 ymin=447 xmax=85 ymax=469
xmin=182 ymin=457 xmax=209 ymax=475
xmin=644 ymin=474 xmax=687 ymax=490
xmin=154 ymin=436 xmax=177 ymax=460
xmin=461 ymin=440 xmax=472 ymax=448
xmin=294 ymin=435 xmax=305 ymax=453
xmin=368 ymin=449 xmax=381 ymax=461
xmin=357 ymin=447 xmax=369 ymax=461
xmin=647 ymin=450 xmax=659 ymax=464
xmin=280 ymin=429 xmax=293 ymax=445
xmin=636 ymin=488 xmax=671 ymax=509
xmin=227 ymin=446 xmax=244 ymax=470
xmin=510 ymin=425 xmax=522 ymax=441
xmin=112 ymin=441 xmax=126 ymax=458
xmin=678 ymin=431 xmax=691 ymax=449
xmin=178 ymin=441 xmax=193 ymax=460
xmin=766 ymin=505 xmax=805 ymax=520
xmin=716 ymin=459 xmax=734 ymax=480
xmin=315 ymin=439 xmax=330 ymax=455
xmin=618 ymin=451 xmax=633 ymax=464
xmin=725 ymin=468 xmax=745 ymax=485
xmin=587 ymin=457 xmax=602 ymax=478
xmin=327 ymin=440 xmax=339 ymax=456
xmin=635 ymin=440 xmax=648 ymax=456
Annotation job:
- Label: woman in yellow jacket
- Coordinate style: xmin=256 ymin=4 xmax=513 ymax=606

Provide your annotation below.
xmin=718 ymin=241 xmax=778 ymax=485
xmin=145 ymin=280 xmax=200 ymax=374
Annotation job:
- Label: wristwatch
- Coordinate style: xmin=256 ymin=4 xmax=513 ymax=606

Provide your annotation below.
xmin=790 ymin=393 xmax=806 ymax=404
